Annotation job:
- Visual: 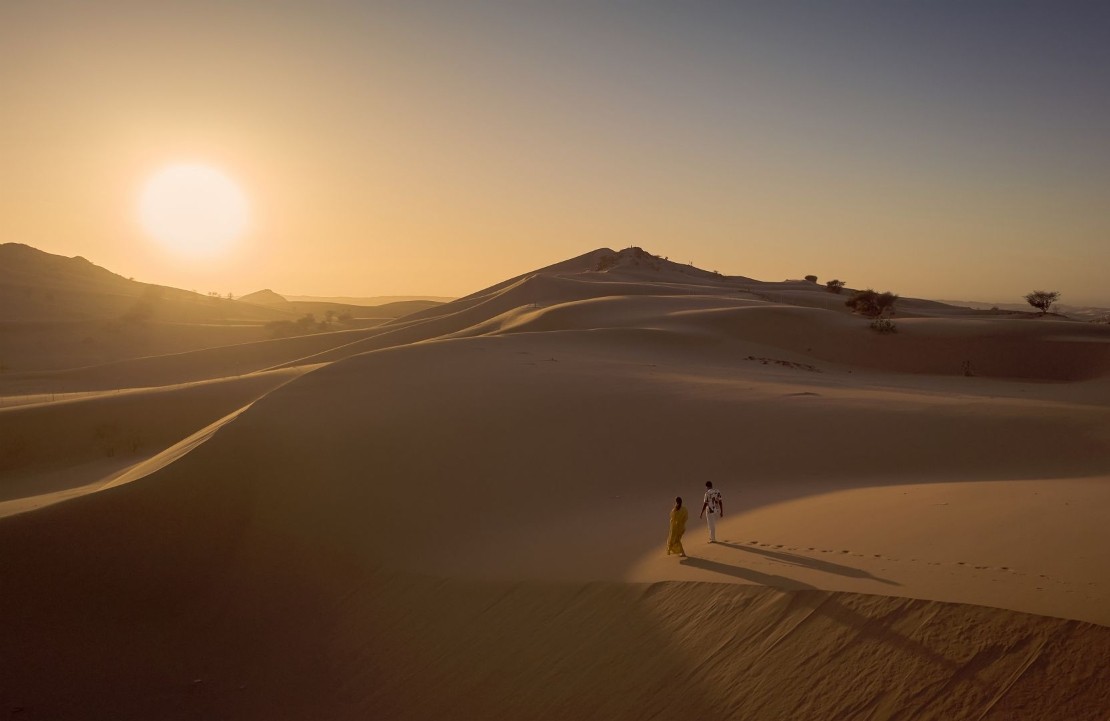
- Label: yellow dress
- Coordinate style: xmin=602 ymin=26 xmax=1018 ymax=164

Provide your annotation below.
xmin=666 ymin=506 xmax=688 ymax=556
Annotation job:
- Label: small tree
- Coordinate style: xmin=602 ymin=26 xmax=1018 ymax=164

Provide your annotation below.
xmin=846 ymin=289 xmax=898 ymax=318
xmin=1024 ymin=290 xmax=1060 ymax=315
xmin=804 ymin=274 xmax=818 ymax=283
xmin=825 ymin=279 xmax=845 ymax=294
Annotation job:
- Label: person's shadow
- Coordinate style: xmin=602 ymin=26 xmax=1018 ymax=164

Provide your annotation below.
xmin=681 ymin=545 xmax=953 ymax=673
xmin=678 ymin=556 xmax=817 ymax=590
xmin=713 ymin=541 xmax=900 ymax=586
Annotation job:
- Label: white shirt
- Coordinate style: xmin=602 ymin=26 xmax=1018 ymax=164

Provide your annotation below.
xmin=703 ymin=488 xmax=722 ymax=514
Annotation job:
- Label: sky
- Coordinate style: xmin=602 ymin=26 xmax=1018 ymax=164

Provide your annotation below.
xmin=2 ymin=1 xmax=1108 ymax=304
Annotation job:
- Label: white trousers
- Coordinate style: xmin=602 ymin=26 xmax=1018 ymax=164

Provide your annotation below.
xmin=705 ymin=511 xmax=717 ymax=542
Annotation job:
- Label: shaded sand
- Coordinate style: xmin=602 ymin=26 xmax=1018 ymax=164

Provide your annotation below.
xmin=2 ymin=247 xmax=1109 ymax=719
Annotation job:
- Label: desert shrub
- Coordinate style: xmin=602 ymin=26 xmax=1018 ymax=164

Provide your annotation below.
xmin=825 ymin=279 xmax=845 ymax=294
xmin=1024 ymin=290 xmax=1060 ymax=315
xmin=264 ymin=320 xmax=300 ymax=338
xmin=869 ymin=318 xmax=897 ymax=334
xmin=846 ymin=289 xmax=898 ymax=318
xmin=804 ymin=275 xmax=818 ymax=283
xmin=267 ymin=313 xmax=327 ymax=338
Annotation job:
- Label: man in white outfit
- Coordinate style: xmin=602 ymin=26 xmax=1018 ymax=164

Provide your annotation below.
xmin=699 ymin=481 xmax=723 ymax=542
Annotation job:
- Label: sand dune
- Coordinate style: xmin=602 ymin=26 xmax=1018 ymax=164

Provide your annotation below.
xmin=2 ymin=246 xmax=1108 ymax=719
xmin=0 ymin=326 xmax=393 ymax=396
xmin=0 ymin=366 xmax=313 ymax=517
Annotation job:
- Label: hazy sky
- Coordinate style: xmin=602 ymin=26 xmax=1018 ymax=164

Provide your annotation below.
xmin=3 ymin=1 xmax=1109 ymax=304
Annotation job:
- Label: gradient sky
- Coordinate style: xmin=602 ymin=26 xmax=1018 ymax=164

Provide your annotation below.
xmin=3 ymin=1 xmax=1109 ymax=304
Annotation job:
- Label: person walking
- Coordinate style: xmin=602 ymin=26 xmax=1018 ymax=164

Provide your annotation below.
xmin=699 ymin=481 xmax=723 ymax=542
xmin=666 ymin=497 xmax=688 ymax=557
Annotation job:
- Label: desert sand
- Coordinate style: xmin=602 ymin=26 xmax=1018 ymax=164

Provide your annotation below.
xmin=2 ymin=246 xmax=1109 ymax=719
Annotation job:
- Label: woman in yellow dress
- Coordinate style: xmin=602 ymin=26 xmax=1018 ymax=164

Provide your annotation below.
xmin=666 ymin=496 xmax=688 ymax=557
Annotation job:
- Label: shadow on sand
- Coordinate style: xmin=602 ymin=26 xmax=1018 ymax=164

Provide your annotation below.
xmin=678 ymin=556 xmax=817 ymax=590
xmin=680 ymin=547 xmax=954 ymax=671
xmin=716 ymin=541 xmax=901 ymax=586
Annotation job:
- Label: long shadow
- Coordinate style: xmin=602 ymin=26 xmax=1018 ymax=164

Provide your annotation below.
xmin=718 ymin=542 xmax=901 ymax=586
xmin=679 ymin=557 xmax=817 ymax=591
xmin=815 ymin=595 xmax=962 ymax=672
xmin=681 ymin=558 xmax=957 ymax=672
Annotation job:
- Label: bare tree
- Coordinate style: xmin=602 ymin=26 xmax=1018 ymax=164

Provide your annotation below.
xmin=1024 ymin=290 xmax=1060 ymax=315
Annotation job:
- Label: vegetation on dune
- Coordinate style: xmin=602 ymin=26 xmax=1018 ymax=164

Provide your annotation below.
xmin=845 ymin=288 xmax=899 ymax=333
xmin=869 ymin=317 xmax=898 ymax=334
xmin=846 ymin=289 xmax=898 ymax=318
xmin=1024 ymin=290 xmax=1060 ymax=315
xmin=264 ymin=312 xmax=342 ymax=338
xmin=825 ymin=279 xmax=845 ymax=294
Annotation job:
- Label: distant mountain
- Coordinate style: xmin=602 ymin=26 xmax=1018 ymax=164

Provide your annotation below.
xmin=237 ymin=288 xmax=290 ymax=307
xmin=0 ymin=243 xmax=288 ymax=323
xmin=238 ymin=287 xmax=443 ymax=319
xmin=0 ymin=244 xmax=447 ymax=324
xmin=284 ymin=294 xmax=455 ymax=305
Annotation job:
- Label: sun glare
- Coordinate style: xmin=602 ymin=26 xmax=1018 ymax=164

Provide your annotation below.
xmin=138 ymin=163 xmax=249 ymax=257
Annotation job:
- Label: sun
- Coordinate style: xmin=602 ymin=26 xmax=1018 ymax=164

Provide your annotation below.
xmin=138 ymin=163 xmax=249 ymax=257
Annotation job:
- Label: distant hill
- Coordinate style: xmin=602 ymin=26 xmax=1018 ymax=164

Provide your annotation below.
xmin=238 ymin=288 xmax=443 ymax=319
xmin=940 ymin=299 xmax=1110 ymax=322
xmin=0 ymin=243 xmax=288 ymax=323
xmin=237 ymin=288 xmax=289 ymax=307
xmin=284 ymin=294 xmax=455 ymax=305
xmin=0 ymin=244 xmax=446 ymax=324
